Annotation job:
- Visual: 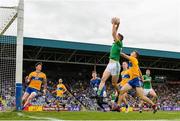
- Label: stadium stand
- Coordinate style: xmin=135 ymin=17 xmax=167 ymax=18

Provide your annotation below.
xmin=0 ymin=36 xmax=180 ymax=111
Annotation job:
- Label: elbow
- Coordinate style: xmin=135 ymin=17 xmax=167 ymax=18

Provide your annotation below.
xmin=112 ymin=32 xmax=116 ymax=38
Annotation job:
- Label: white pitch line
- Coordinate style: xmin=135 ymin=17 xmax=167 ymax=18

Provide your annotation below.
xmin=17 ymin=112 xmax=63 ymax=121
xmin=15 ymin=112 xmax=179 ymax=121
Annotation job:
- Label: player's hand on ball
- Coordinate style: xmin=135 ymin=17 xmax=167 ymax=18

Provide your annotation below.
xmin=111 ymin=17 xmax=120 ymax=25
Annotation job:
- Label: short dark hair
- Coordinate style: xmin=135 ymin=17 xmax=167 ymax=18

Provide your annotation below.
xmin=134 ymin=50 xmax=139 ymax=59
xmin=35 ymin=62 xmax=42 ymax=67
xmin=122 ymin=61 xmax=128 ymax=65
xmin=146 ymin=68 xmax=150 ymax=71
xmin=92 ymin=70 xmax=96 ymax=74
xmin=118 ymin=33 xmax=124 ymax=41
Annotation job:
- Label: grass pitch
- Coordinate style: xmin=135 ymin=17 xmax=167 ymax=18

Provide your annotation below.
xmin=0 ymin=111 xmax=179 ymax=120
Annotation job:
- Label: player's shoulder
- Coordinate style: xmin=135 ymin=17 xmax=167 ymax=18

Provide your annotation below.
xmin=114 ymin=39 xmax=122 ymax=46
xmin=142 ymin=75 xmax=146 ymax=77
xmin=130 ymin=56 xmax=138 ymax=64
xmin=121 ymin=70 xmax=125 ymax=74
xmin=29 ymin=71 xmax=36 ymax=75
xmin=40 ymin=72 xmax=46 ymax=76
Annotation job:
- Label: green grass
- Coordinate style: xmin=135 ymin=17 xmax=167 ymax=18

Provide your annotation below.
xmin=0 ymin=111 xmax=180 ymax=120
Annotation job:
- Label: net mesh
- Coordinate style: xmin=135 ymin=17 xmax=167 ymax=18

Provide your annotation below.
xmin=0 ymin=6 xmax=17 ymax=111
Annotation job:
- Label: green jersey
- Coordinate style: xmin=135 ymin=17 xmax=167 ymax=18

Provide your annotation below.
xmin=143 ymin=75 xmax=152 ymax=89
xmin=109 ymin=40 xmax=123 ymax=61
xmin=111 ymin=92 xmax=116 ymax=101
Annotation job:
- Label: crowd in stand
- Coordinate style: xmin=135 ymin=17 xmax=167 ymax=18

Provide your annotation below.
xmin=0 ymin=77 xmax=179 ymax=111
xmin=64 ymin=78 xmax=180 ymax=110
xmin=156 ymin=85 xmax=180 ymax=107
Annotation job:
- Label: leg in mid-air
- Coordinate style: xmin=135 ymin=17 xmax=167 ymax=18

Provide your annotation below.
xmin=23 ymin=92 xmax=36 ymax=108
xmin=149 ymin=89 xmax=158 ymax=103
xmin=118 ymin=83 xmax=132 ymax=111
xmin=139 ymin=100 xmax=144 ymax=113
xmin=22 ymin=92 xmax=29 ymax=105
xmin=118 ymin=92 xmax=129 ymax=112
xmin=97 ymin=70 xmax=111 ymax=95
xmin=111 ymin=75 xmax=120 ymax=93
xmin=122 ymin=93 xmax=129 ymax=112
xmin=119 ymin=83 xmax=132 ymax=95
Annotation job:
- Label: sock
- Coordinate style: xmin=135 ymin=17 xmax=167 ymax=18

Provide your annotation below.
xmin=125 ymin=104 xmax=128 ymax=109
xmin=97 ymin=89 xmax=102 ymax=96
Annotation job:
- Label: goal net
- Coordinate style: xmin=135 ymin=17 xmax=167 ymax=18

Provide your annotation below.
xmin=0 ymin=0 xmax=23 ymax=111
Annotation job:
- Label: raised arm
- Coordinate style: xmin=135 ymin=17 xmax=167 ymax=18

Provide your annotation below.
xmin=121 ymin=52 xmax=131 ymax=60
xmin=112 ymin=17 xmax=120 ymax=42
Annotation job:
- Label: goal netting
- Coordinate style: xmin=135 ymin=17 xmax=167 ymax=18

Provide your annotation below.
xmin=0 ymin=0 xmax=23 ymax=111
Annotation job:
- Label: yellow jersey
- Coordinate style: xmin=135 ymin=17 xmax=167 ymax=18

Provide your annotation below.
xmin=28 ymin=71 xmax=46 ymax=90
xmin=120 ymin=69 xmax=131 ymax=86
xmin=128 ymin=56 xmax=140 ymax=79
xmin=56 ymin=84 xmax=66 ymax=97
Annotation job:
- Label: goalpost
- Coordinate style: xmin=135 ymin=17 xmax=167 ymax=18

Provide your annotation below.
xmin=0 ymin=0 xmax=24 ymax=111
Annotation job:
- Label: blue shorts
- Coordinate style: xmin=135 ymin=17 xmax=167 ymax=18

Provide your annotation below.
xmin=56 ymin=96 xmax=63 ymax=101
xmin=25 ymin=87 xmax=38 ymax=95
xmin=128 ymin=77 xmax=142 ymax=88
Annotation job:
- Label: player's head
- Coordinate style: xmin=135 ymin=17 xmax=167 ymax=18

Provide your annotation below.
xmin=117 ymin=33 xmax=124 ymax=41
xmin=146 ymin=69 xmax=151 ymax=76
xmin=130 ymin=50 xmax=139 ymax=59
xmin=122 ymin=61 xmax=128 ymax=70
xmin=92 ymin=71 xmax=97 ymax=78
xmin=35 ymin=62 xmax=42 ymax=71
xmin=59 ymin=78 xmax=63 ymax=83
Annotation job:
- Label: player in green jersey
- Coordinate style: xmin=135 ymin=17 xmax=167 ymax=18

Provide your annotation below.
xmin=139 ymin=69 xmax=157 ymax=113
xmin=98 ymin=17 xmax=123 ymax=96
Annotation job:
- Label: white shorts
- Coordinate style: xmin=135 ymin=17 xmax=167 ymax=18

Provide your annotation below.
xmin=105 ymin=62 xmax=120 ymax=76
xmin=144 ymin=88 xmax=152 ymax=96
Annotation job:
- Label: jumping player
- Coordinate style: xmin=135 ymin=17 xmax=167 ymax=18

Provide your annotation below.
xmin=22 ymin=62 xmax=47 ymax=109
xmin=97 ymin=17 xmax=123 ymax=96
xmin=119 ymin=51 xmax=157 ymax=113
xmin=139 ymin=69 xmax=158 ymax=113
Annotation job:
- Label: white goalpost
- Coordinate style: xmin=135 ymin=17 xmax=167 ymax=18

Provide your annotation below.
xmin=0 ymin=0 xmax=24 ymax=111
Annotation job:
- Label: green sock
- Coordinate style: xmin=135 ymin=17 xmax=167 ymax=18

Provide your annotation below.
xmin=97 ymin=89 xmax=102 ymax=96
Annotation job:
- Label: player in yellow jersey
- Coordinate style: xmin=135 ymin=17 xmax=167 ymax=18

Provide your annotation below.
xmin=22 ymin=62 xmax=47 ymax=109
xmin=120 ymin=51 xmax=157 ymax=113
xmin=52 ymin=78 xmax=67 ymax=111
xmin=117 ymin=61 xmax=131 ymax=112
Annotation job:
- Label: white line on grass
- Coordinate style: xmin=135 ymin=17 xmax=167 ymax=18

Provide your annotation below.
xmin=17 ymin=112 xmax=63 ymax=121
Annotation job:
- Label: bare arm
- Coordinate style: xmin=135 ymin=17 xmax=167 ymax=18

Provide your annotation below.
xmin=121 ymin=52 xmax=131 ymax=60
xmin=138 ymin=68 xmax=143 ymax=81
xmin=112 ymin=23 xmax=119 ymax=42
xmin=43 ymin=78 xmax=47 ymax=95
xmin=63 ymin=86 xmax=67 ymax=93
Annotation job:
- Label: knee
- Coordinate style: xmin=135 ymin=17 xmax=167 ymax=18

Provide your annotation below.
xmin=101 ymin=77 xmax=106 ymax=83
xmin=154 ymin=94 xmax=158 ymax=98
xmin=138 ymin=94 xmax=144 ymax=99
xmin=119 ymin=90 xmax=124 ymax=95
xmin=112 ymin=82 xmax=117 ymax=87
